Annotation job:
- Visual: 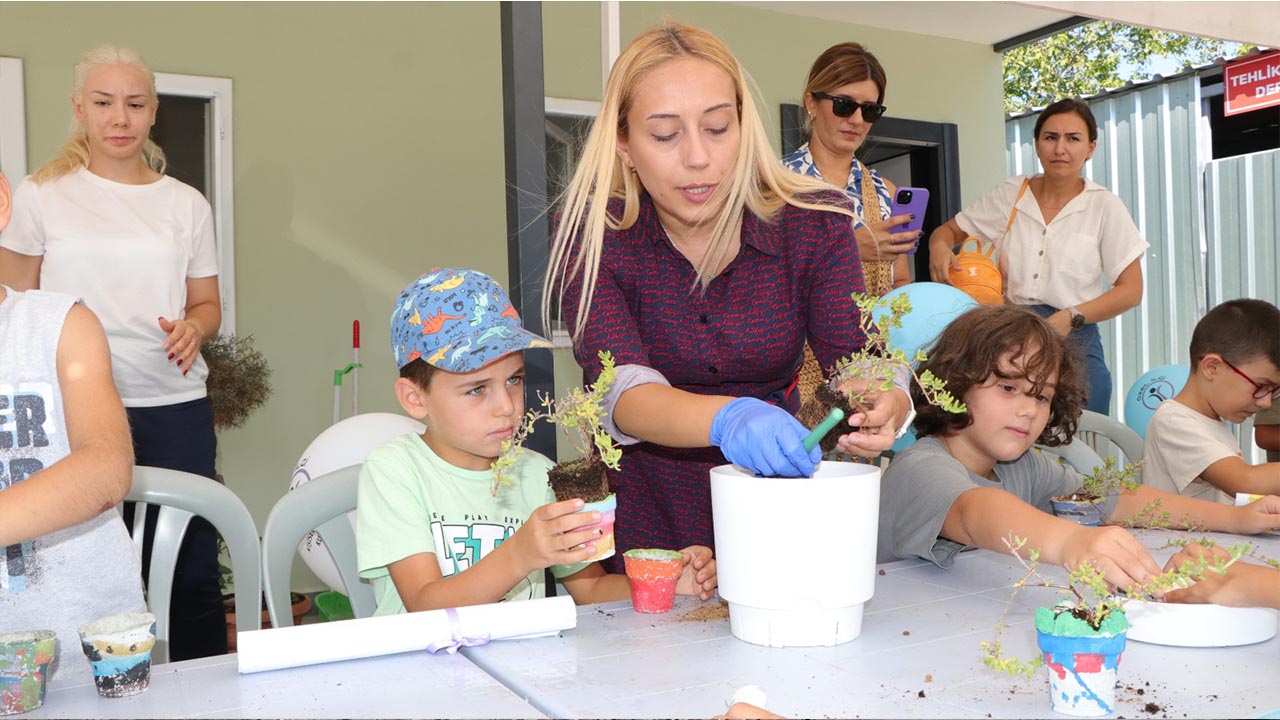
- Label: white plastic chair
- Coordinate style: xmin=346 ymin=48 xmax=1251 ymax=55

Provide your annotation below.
xmin=126 ymin=466 xmax=262 ymax=663
xmin=1076 ymin=410 xmax=1145 ymax=465
xmin=1036 ymin=436 xmax=1106 ymax=475
xmin=260 ymin=464 xmax=375 ymax=627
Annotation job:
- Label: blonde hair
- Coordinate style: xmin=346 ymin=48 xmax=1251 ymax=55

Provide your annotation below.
xmin=543 ymin=21 xmax=850 ymax=342
xmin=32 ymin=45 xmax=166 ymax=184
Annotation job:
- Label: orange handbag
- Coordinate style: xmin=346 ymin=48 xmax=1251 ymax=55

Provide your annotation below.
xmin=949 ymin=237 xmax=1004 ymax=305
xmin=948 ymin=177 xmax=1030 ymax=306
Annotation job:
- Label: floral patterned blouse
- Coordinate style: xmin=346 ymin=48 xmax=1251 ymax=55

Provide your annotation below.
xmin=783 ymin=142 xmax=892 ymax=229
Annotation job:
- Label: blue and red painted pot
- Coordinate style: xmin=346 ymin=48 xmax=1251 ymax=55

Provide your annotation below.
xmin=1036 ymin=629 xmax=1127 ymax=717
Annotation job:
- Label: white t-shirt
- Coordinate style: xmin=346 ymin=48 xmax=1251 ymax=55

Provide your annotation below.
xmin=0 ymin=168 xmax=219 ymax=406
xmin=955 ymin=175 xmax=1148 ymax=308
xmin=1142 ymin=399 xmax=1240 ymax=505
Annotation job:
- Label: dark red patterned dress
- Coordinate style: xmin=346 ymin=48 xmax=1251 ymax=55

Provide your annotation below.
xmin=562 ymin=193 xmax=867 ymax=572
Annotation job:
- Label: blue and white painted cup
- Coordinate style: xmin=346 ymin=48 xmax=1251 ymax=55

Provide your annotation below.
xmin=1051 ymin=497 xmax=1104 ymax=527
xmin=1036 ymin=629 xmax=1127 ymax=717
xmin=78 ymin=612 xmax=156 ymax=698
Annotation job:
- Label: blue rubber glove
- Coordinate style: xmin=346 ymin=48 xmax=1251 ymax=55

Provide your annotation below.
xmin=709 ymin=397 xmax=821 ymax=478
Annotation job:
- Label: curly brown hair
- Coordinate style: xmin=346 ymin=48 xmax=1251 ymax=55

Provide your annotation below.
xmin=912 ymin=305 xmax=1085 ymax=447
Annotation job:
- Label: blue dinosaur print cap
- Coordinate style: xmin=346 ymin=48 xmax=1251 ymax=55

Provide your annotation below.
xmin=390 ymin=267 xmax=552 ymax=372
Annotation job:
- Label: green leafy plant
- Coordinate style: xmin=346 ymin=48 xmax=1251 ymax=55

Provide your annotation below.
xmin=1054 ymin=456 xmax=1146 ymax=519
xmin=216 ymin=535 xmax=234 ymax=594
xmin=202 ymin=333 xmax=273 ymax=430
xmin=831 ymin=292 xmax=966 ymax=415
xmin=799 ymin=292 xmax=964 ymax=453
xmin=491 ymin=350 xmax=622 ymax=496
xmin=982 ymin=533 xmax=1251 ymax=677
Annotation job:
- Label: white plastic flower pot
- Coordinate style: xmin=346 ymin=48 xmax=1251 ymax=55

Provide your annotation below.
xmin=710 ymin=461 xmax=880 ymax=647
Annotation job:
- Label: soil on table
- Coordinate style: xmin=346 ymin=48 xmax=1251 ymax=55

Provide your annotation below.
xmin=548 ymin=456 xmax=611 ymax=503
xmin=795 ymin=383 xmax=856 ymax=453
xmin=677 ymin=601 xmax=730 ymax=622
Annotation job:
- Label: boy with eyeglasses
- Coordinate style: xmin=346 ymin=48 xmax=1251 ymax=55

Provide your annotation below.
xmin=1143 ymin=298 xmax=1280 ymax=503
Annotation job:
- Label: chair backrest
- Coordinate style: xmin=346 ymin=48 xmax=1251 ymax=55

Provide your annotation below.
xmin=126 ymin=466 xmax=262 ymax=663
xmin=261 ymin=464 xmax=374 ymax=627
xmin=1036 ymin=437 xmax=1106 ymax=476
xmin=1076 ymin=410 xmax=1145 ymax=465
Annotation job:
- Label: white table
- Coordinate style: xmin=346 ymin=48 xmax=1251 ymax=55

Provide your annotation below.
xmin=461 ymin=529 xmax=1280 ymax=719
xmin=27 ymin=647 xmax=546 ymax=719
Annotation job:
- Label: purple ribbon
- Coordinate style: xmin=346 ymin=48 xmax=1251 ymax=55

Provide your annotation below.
xmin=425 ymin=607 xmax=491 ymax=655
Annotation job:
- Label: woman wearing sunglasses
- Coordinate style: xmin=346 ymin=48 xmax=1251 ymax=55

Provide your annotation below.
xmin=783 ymin=42 xmax=918 ymax=297
xmin=927 ymin=99 xmax=1147 ymax=415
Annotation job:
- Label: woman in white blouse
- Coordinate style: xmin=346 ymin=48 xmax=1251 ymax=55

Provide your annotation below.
xmin=0 ymin=45 xmax=225 ymax=660
xmin=927 ymin=99 xmax=1146 ymax=414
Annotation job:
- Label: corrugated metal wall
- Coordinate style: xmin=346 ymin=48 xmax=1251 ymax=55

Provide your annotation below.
xmin=1006 ymin=73 xmax=1278 ymax=462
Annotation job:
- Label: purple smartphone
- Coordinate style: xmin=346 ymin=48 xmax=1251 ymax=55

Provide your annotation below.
xmin=888 ymin=186 xmax=930 ymax=254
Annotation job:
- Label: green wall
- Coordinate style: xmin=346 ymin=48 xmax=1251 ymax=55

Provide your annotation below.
xmin=544 ymin=2 xmax=1008 ymax=206
xmin=1 ymin=1 xmax=510 ymax=591
xmin=2 ymin=1 xmax=1007 ymax=592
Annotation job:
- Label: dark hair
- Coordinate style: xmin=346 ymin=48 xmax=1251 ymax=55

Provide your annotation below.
xmin=399 ymin=358 xmax=440 ymax=390
xmin=803 ymin=42 xmax=887 ymax=104
xmin=913 ymin=305 xmax=1085 ymax=447
xmin=1189 ymin=298 xmax=1280 ymax=368
xmin=1033 ymin=98 xmax=1098 ymax=143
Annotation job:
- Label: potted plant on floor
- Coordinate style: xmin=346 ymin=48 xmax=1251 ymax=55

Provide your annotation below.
xmin=203 ymin=333 xmax=285 ymax=651
xmin=795 ymin=292 xmax=964 ymax=453
xmin=219 ymin=537 xmax=312 ymax=651
xmin=492 ymin=350 xmax=623 ymax=560
xmin=983 ymin=534 xmax=1250 ymax=717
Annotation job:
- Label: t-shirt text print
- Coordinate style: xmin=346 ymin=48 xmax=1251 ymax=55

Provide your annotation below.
xmin=0 ymin=382 xmax=56 ymax=594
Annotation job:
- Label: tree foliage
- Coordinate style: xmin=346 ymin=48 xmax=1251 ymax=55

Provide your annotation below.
xmin=1004 ymin=21 xmax=1252 ymax=114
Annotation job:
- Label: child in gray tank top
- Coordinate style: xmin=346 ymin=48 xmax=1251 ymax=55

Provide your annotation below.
xmin=0 ymin=282 xmax=143 ymax=688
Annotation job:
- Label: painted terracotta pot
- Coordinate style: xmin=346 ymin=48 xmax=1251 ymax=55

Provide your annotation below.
xmin=571 ymin=494 xmax=617 ymax=563
xmin=1051 ymin=497 xmax=1104 ymax=527
xmin=623 ymin=549 xmax=684 ymax=614
xmin=0 ymin=630 xmax=56 ymax=716
xmin=1037 ymin=629 xmax=1127 ymax=717
xmin=78 ymin=612 xmax=156 ymax=698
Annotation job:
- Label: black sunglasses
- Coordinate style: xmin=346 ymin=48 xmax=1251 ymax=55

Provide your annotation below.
xmin=811 ymin=92 xmax=886 ymax=123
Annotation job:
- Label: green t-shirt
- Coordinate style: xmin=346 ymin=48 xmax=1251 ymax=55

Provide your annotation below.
xmin=356 ymin=433 xmax=589 ymax=615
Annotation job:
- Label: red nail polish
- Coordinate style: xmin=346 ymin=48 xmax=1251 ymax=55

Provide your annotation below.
xmin=168 ymin=353 xmax=175 ymax=360
xmin=176 ymin=358 xmax=183 ymax=366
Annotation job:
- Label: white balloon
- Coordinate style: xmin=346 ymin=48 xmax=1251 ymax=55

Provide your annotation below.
xmin=288 ymin=412 xmax=425 ymax=593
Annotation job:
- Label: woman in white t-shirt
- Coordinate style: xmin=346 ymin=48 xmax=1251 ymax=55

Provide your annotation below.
xmin=0 ymin=46 xmax=226 ymax=661
xmin=926 ymin=99 xmax=1147 ymax=414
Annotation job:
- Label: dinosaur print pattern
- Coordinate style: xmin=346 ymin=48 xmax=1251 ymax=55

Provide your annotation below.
xmin=390 ymin=268 xmax=553 ymax=373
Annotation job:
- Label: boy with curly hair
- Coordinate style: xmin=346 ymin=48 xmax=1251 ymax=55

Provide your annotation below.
xmin=877 ymin=304 xmax=1280 ymax=589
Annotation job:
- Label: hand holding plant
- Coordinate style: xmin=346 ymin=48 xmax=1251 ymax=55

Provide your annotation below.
xmin=798 ymin=292 xmax=964 ymax=455
xmin=491 ymin=350 xmax=622 ymax=497
xmin=982 ymin=533 xmax=1251 ymax=677
xmin=1162 ymin=542 xmax=1280 ymax=608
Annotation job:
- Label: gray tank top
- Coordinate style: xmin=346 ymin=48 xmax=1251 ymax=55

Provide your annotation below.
xmin=0 ymin=287 xmax=145 ymax=688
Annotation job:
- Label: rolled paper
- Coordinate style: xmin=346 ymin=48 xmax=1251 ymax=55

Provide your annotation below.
xmin=236 ymin=595 xmax=577 ymax=674
xmin=424 ymin=607 xmax=490 ymax=655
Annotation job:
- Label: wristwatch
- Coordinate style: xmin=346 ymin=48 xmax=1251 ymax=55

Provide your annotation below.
xmin=1068 ymin=307 xmax=1087 ymax=330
